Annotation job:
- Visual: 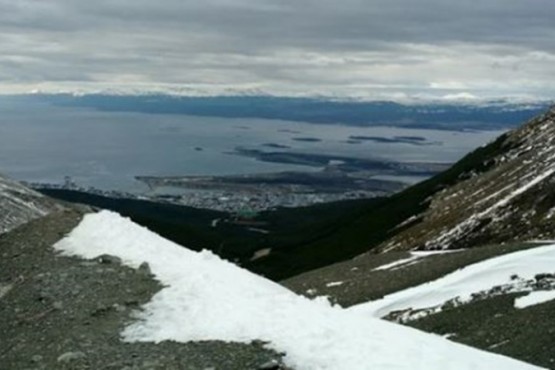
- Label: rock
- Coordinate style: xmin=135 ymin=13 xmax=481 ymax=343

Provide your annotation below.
xmin=258 ymin=359 xmax=281 ymax=370
xmin=0 ymin=283 xmax=13 ymax=299
xmin=37 ymin=291 xmax=52 ymax=303
xmin=141 ymin=359 xmax=161 ymax=368
xmin=97 ymin=254 xmax=122 ymax=265
xmin=113 ymin=303 xmax=126 ymax=312
xmin=251 ymin=339 xmax=270 ymax=347
xmin=535 ymin=273 xmax=554 ymax=281
xmin=71 ymin=284 xmax=83 ymax=296
xmin=35 ymin=272 xmax=50 ymax=281
xmin=124 ymin=299 xmax=140 ymax=307
xmin=57 ymin=351 xmax=86 ymax=363
xmin=31 ymin=354 xmax=43 ymax=363
xmin=52 ymin=301 xmax=63 ymax=310
xmin=137 ymin=262 xmax=152 ymax=276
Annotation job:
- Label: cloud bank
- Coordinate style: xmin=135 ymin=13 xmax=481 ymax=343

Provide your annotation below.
xmin=1 ymin=0 xmax=554 ymax=99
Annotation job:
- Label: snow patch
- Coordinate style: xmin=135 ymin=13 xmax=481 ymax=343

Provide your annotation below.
xmin=351 ymin=244 xmax=555 ymax=319
xmin=514 ymin=291 xmax=555 ymax=309
xmin=545 ymin=207 xmax=555 ymax=220
xmin=250 ymin=248 xmax=272 ymax=261
xmin=325 ymin=281 xmax=344 ymax=288
xmin=305 ymin=288 xmax=317 ymax=296
xmin=373 ymin=255 xmax=420 ymax=271
xmin=373 ymin=250 xmax=463 ymax=271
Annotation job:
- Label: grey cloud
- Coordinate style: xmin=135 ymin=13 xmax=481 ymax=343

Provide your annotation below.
xmin=0 ymin=0 xmax=554 ymax=98
xmin=2 ymin=0 xmax=554 ymax=49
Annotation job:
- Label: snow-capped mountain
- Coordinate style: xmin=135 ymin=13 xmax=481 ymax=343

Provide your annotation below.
xmin=380 ymin=106 xmax=555 ymax=252
xmin=0 ymin=174 xmax=63 ymax=235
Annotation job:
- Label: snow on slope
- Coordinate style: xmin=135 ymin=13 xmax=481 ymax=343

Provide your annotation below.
xmin=515 ymin=291 xmax=555 ymax=309
xmin=372 ymin=250 xmax=462 ymax=271
xmin=381 ymin=107 xmax=555 ymax=252
xmin=351 ymin=244 xmax=555 ymax=320
xmin=0 ymin=175 xmax=62 ymax=234
xmin=54 ymin=211 xmax=543 ymax=370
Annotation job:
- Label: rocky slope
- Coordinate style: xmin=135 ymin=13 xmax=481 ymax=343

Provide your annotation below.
xmin=0 ymin=178 xmax=287 ymax=369
xmin=0 ymin=174 xmax=64 ymax=235
xmin=281 ymin=107 xmax=555 ymax=368
xmin=283 ymin=243 xmax=555 ymax=369
xmin=0 ymin=211 xmax=286 ymax=370
xmin=380 ymin=106 xmax=555 ymax=252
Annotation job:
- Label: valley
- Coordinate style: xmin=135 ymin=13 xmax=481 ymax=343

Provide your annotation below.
xmin=2 ymin=0 xmax=555 ymax=368
xmin=2 ymin=104 xmax=555 ymax=370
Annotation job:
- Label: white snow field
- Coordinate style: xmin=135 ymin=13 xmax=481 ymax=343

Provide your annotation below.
xmin=351 ymin=243 xmax=555 ymax=320
xmin=54 ymin=211 xmax=544 ymax=370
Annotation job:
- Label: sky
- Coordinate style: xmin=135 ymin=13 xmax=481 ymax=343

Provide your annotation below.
xmin=1 ymin=0 xmax=554 ymax=100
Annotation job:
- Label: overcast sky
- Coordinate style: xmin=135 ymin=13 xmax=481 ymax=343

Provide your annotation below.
xmin=1 ymin=0 xmax=554 ymax=100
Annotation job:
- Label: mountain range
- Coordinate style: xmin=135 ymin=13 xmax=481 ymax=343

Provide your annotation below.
xmin=1 ymin=105 xmax=555 ymax=369
xmin=11 ymin=93 xmax=552 ymax=131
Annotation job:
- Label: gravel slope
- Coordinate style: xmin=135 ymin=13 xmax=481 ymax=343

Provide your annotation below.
xmin=407 ymin=294 xmax=555 ymax=369
xmin=0 ymin=209 xmax=286 ymax=370
xmin=283 ymin=243 xmax=546 ymax=307
xmin=282 ymin=244 xmax=554 ymax=368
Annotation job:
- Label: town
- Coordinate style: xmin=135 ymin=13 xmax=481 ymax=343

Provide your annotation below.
xmin=26 ymin=175 xmax=395 ymax=212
